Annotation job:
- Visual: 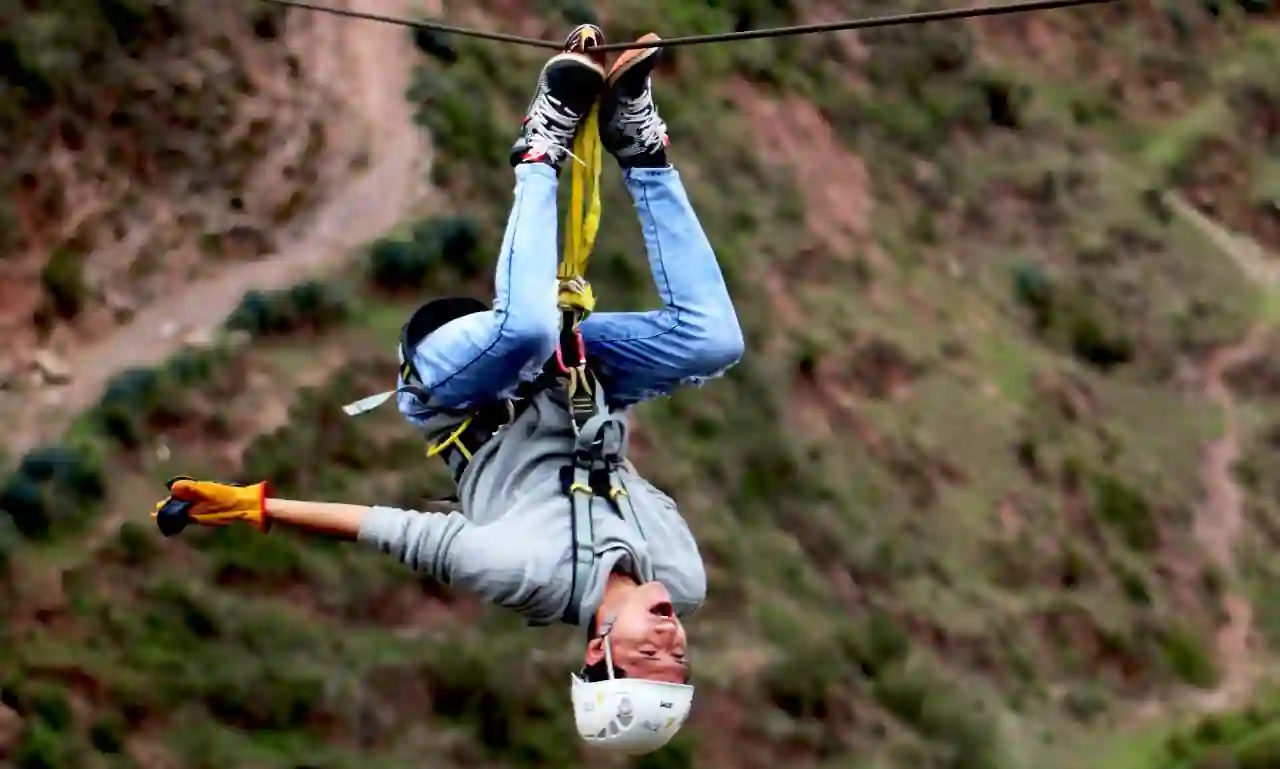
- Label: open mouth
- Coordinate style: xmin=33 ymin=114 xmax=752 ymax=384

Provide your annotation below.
xmin=649 ymin=600 xmax=674 ymax=618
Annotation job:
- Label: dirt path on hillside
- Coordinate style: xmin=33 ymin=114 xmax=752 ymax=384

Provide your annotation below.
xmin=1192 ymin=324 xmax=1265 ymax=713
xmin=2 ymin=0 xmax=435 ymax=460
xmin=1162 ymin=185 xmax=1277 ymax=713
xmin=1115 ymin=176 xmax=1277 ymax=726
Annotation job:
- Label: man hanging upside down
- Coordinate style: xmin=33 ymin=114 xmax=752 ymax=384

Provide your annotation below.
xmin=153 ymin=25 xmax=743 ymax=755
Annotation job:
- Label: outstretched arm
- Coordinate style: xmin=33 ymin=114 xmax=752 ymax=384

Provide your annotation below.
xmin=155 ymin=479 xmax=560 ymax=619
xmin=259 ymin=498 xmax=366 ymax=539
xmin=241 ymin=496 xmax=473 ymax=578
xmin=282 ymin=500 xmax=561 ymax=618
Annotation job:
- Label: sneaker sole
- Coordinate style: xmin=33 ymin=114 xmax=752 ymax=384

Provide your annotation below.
xmin=607 ymin=33 xmax=662 ymax=87
xmin=563 ymin=24 xmax=607 ymax=66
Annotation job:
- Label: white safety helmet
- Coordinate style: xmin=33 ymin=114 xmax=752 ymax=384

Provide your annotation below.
xmin=570 ymin=621 xmax=695 ymax=755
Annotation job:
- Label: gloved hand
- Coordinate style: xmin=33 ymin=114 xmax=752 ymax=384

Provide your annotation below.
xmin=152 ymin=476 xmax=271 ymax=535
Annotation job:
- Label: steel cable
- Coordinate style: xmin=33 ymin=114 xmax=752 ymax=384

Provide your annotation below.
xmin=259 ymin=0 xmax=1122 ymax=52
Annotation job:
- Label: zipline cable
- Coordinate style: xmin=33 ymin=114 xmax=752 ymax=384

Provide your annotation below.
xmin=259 ymin=0 xmax=1124 ymax=52
xmin=599 ymin=0 xmax=1120 ymax=50
xmin=260 ymin=0 xmax=564 ymax=48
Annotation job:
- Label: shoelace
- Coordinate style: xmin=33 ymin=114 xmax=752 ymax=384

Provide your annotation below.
xmin=616 ymin=82 xmax=667 ymax=154
xmin=526 ymin=92 xmax=583 ymax=164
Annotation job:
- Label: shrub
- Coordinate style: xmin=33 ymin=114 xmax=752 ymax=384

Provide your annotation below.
xmin=411 ymin=215 xmax=483 ymax=278
xmin=1160 ymin=623 xmax=1220 ymax=689
xmin=368 ymin=236 xmax=432 ymax=291
xmin=412 ymin=28 xmax=457 ymax=64
xmin=225 ymin=280 xmax=350 ymax=337
xmin=1011 ymin=267 xmax=1136 ymax=371
xmin=873 ymin=662 xmax=1004 ymax=769
xmin=165 ymin=347 xmax=222 ymax=387
xmin=1091 ymin=473 xmax=1158 ymax=551
xmin=133 ymin=580 xmax=223 ymax=651
xmin=1066 ymin=303 xmax=1135 ymax=371
xmin=0 ymin=515 xmax=18 ymax=584
xmin=368 ymin=215 xmax=484 ymax=292
xmin=0 ymin=474 xmax=44 ymax=537
xmin=93 ymin=366 xmax=164 ymax=447
xmin=1063 ymin=683 xmax=1110 ymax=723
xmin=840 ymin=611 xmax=912 ymax=679
xmin=1237 ymin=727 xmax=1280 ymax=769
xmin=411 ymin=63 xmax=506 ymax=176
xmin=14 ymin=720 xmax=71 ymax=769
xmin=537 ymin=0 xmax=599 ymax=25
xmin=977 ymin=72 xmax=1029 ymax=129
xmin=92 ymin=346 xmax=243 ymax=447
xmin=238 ymin=364 xmax=393 ymax=496
xmin=88 ymin=711 xmax=128 ymax=754
xmin=761 ymin=642 xmax=850 ymax=719
xmin=1199 ymin=0 xmax=1274 ymax=15
xmin=22 ymin=682 xmax=74 ymax=731
xmin=1194 ymin=712 xmax=1238 ymax=745
xmin=194 ymin=524 xmax=308 ymax=585
xmin=0 ymin=444 xmax=106 ymax=540
xmin=113 ymin=520 xmax=156 ymax=565
xmin=39 ymin=248 xmax=87 ymax=321
xmin=224 ymin=290 xmax=281 ymax=334
xmin=1011 ymin=262 xmax=1054 ymax=331
xmin=95 ymin=371 xmax=164 ymax=445
xmin=201 ymin=666 xmax=324 ymax=731
xmin=1117 ymin=563 xmax=1153 ymax=605
xmin=414 ymin=640 xmax=579 ymax=769
xmin=1194 ymin=745 xmax=1242 ymax=769
xmin=287 ymin=279 xmax=351 ymax=327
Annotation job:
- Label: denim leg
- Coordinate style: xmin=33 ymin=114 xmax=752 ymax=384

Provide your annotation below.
xmin=580 ymin=166 xmax=744 ymax=408
xmin=397 ymin=163 xmax=560 ymax=426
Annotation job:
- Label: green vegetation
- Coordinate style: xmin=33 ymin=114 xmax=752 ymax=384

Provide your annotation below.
xmin=0 ymin=444 xmax=106 ymax=540
xmin=4 ymin=1 xmax=1280 ymax=768
xmin=226 ymin=281 xmax=354 ymax=338
xmin=366 ymin=215 xmax=486 ymax=293
xmin=37 ymin=249 xmax=88 ymax=327
xmin=91 ymin=347 xmax=248 ymax=449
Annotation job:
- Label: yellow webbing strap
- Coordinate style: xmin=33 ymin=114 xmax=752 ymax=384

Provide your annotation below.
xmin=425 ymin=415 xmax=475 ymax=460
xmin=558 ymin=101 xmax=603 ymax=321
xmin=426 ymin=100 xmax=603 ymax=462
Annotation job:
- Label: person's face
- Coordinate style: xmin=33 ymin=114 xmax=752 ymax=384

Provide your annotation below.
xmin=587 ymin=582 xmax=689 ymax=684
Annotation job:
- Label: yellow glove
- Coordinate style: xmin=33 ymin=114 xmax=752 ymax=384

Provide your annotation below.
xmin=152 ymin=476 xmax=271 ymax=535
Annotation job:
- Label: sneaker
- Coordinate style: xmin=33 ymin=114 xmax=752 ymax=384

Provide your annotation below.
xmin=563 ymin=23 xmax=606 ymax=64
xmin=600 ymin=34 xmax=669 ymax=169
xmin=510 ymin=27 xmax=606 ymax=168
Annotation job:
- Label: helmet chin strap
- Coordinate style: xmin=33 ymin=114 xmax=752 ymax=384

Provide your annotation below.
xmin=599 ymin=615 xmax=618 ymax=681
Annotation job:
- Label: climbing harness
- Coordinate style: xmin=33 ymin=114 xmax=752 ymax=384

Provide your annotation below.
xmin=342 ymin=30 xmax=633 ymax=626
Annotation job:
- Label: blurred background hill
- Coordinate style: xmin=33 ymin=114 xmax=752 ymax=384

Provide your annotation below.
xmin=1 ymin=0 xmax=1279 ymax=768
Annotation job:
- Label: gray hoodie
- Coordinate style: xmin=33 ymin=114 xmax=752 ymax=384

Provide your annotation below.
xmin=356 ymin=386 xmax=707 ymax=626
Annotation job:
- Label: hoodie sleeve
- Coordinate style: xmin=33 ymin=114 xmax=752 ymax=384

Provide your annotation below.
xmin=357 ymin=506 xmax=564 ymax=620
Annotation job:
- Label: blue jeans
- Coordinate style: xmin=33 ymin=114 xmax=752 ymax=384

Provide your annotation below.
xmin=397 ymin=162 xmax=743 ymax=425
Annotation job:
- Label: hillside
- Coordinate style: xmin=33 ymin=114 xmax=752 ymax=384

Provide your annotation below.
xmin=2 ymin=1 xmax=1280 ymax=768
xmin=0 ymin=0 xmax=433 ymax=454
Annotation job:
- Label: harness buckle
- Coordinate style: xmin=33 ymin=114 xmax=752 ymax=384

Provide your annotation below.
xmin=554 ymin=326 xmax=587 ymax=374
